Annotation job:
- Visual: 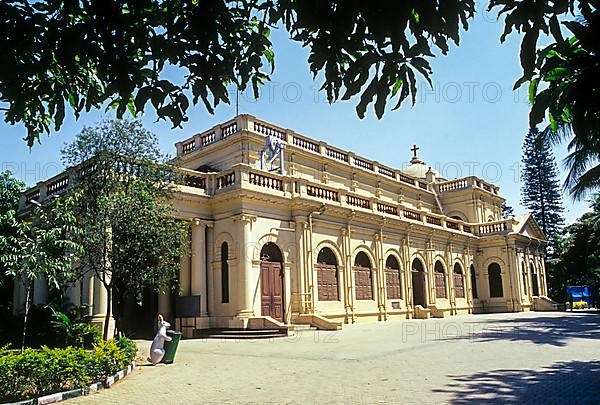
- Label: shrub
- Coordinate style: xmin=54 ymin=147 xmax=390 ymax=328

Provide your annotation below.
xmin=116 ymin=336 xmax=138 ymax=364
xmin=89 ymin=339 xmax=129 ymax=381
xmin=0 ymin=338 xmax=137 ymax=402
xmin=572 ymin=301 xmax=588 ymax=310
xmin=0 ymin=345 xmax=92 ymax=402
xmin=49 ymin=307 xmax=102 ymax=349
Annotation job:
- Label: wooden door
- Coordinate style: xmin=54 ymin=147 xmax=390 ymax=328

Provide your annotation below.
xmin=354 ymin=265 xmax=373 ymax=300
xmin=454 ymin=273 xmax=465 ymax=298
xmin=412 ymin=270 xmax=427 ymax=308
xmin=260 ymin=261 xmax=284 ymax=322
xmin=316 ymin=263 xmax=339 ymax=301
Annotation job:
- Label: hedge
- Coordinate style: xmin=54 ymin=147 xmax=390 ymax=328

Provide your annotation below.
xmin=0 ymin=337 xmax=137 ymax=402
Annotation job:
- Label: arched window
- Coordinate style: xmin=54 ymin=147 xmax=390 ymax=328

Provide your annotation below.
xmin=354 ymin=252 xmax=373 ymax=300
xmin=221 ymin=242 xmax=229 ymax=303
xmin=521 ymin=261 xmax=528 ymax=295
xmin=453 ymin=263 xmax=465 ymax=298
xmin=385 ymin=256 xmax=402 ymax=299
xmin=316 ymin=247 xmax=339 ymax=301
xmin=470 ymin=264 xmax=478 ymax=299
xmin=260 ymin=242 xmax=283 ymax=262
xmin=434 ymin=260 xmax=447 ymax=298
xmin=531 ymin=263 xmax=539 ymax=296
xmin=488 ymin=263 xmax=504 ymax=298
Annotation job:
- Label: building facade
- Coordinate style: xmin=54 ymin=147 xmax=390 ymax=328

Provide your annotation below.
xmin=14 ymin=115 xmax=553 ymax=335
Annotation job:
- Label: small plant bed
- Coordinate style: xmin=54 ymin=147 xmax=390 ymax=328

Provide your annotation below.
xmin=0 ymin=337 xmax=137 ymax=404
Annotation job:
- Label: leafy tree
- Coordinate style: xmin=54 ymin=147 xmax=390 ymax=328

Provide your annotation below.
xmin=0 ymin=1 xmax=476 ymax=145
xmin=0 ymin=171 xmax=25 ymax=315
xmin=0 ymin=171 xmax=24 ymax=214
xmin=521 ymin=127 xmax=565 ymax=253
xmin=0 ymin=195 xmax=83 ymax=351
xmin=491 ymin=0 xmax=600 ymax=199
xmin=3 ymin=1 xmax=598 ymax=200
xmin=551 ymin=194 xmax=600 ymax=301
xmin=62 ymin=119 xmax=186 ymax=339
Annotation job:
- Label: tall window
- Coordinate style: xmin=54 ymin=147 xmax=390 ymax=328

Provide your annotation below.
xmin=488 ymin=263 xmax=504 ymax=298
xmin=434 ymin=261 xmax=447 ymax=298
xmin=453 ymin=263 xmax=465 ymax=298
xmin=470 ymin=264 xmax=478 ymax=299
xmin=522 ymin=262 xmax=528 ymax=295
xmin=385 ymin=256 xmax=402 ymax=299
xmin=316 ymin=247 xmax=339 ymax=301
xmin=221 ymin=242 xmax=229 ymax=303
xmin=531 ymin=263 xmax=539 ymax=296
xmin=354 ymin=252 xmax=373 ymax=300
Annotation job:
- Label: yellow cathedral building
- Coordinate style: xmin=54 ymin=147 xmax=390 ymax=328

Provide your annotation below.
xmin=14 ymin=115 xmax=558 ymax=336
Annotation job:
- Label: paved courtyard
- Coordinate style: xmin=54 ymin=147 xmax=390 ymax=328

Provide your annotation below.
xmin=66 ymin=311 xmax=600 ymax=404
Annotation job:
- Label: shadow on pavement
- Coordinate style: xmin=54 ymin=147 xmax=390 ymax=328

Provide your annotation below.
xmin=459 ymin=313 xmax=600 ymax=347
xmin=435 ymin=360 xmax=600 ymax=404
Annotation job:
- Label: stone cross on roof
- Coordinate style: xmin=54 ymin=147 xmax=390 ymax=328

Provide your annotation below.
xmin=411 ymin=144 xmax=420 ymax=158
xmin=410 ymin=144 xmax=424 ymax=164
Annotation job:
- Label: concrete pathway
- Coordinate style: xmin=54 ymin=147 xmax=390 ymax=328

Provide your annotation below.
xmin=65 ymin=311 xmax=600 ymax=404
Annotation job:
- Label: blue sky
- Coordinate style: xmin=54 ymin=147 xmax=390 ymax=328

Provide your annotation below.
xmin=0 ymin=9 xmax=589 ymax=223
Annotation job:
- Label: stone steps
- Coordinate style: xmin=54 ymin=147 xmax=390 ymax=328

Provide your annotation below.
xmin=193 ymin=328 xmax=289 ymax=340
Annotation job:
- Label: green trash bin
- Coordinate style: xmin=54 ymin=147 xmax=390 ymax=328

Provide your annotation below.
xmin=161 ymin=330 xmax=182 ymax=364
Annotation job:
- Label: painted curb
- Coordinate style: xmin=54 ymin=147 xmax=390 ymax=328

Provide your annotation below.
xmin=2 ymin=362 xmax=136 ymax=405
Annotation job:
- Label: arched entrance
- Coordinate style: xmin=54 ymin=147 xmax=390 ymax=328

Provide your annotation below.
xmin=411 ymin=258 xmax=427 ymax=307
xmin=488 ymin=263 xmax=504 ymax=298
xmin=260 ymin=242 xmax=284 ymax=322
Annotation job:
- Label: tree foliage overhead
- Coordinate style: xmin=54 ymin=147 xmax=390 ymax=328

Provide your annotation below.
xmin=2 ymin=1 xmax=599 ymax=199
xmin=521 ymin=127 xmax=565 ymax=252
xmin=0 ymin=0 xmax=477 ymax=146
xmin=491 ymin=0 xmax=600 ymax=199
xmin=1 ymin=0 xmax=274 ymax=146
xmin=275 ymin=1 xmax=475 ymax=118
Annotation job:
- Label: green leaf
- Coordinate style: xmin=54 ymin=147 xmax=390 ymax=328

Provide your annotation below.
xmin=528 ymin=78 xmax=539 ymax=104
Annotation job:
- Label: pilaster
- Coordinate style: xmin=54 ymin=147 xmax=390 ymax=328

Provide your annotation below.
xmin=234 ymin=214 xmax=257 ymax=320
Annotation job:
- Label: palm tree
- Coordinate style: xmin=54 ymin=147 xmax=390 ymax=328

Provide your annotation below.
xmin=530 ymin=3 xmax=600 ymax=200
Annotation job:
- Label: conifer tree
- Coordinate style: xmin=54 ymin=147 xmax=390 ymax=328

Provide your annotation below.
xmin=521 ymin=127 xmax=565 ymax=254
xmin=501 ymin=202 xmax=514 ymax=219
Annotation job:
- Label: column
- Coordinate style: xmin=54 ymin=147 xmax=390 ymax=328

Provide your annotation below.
xmin=12 ymin=280 xmax=24 ymax=316
xmin=32 ymin=276 xmax=48 ymax=306
xmin=158 ymin=291 xmax=173 ymax=323
xmin=374 ymin=232 xmax=386 ymax=320
xmin=236 ymin=214 xmax=256 ymax=317
xmin=179 ymin=230 xmax=191 ymax=296
xmin=294 ymin=217 xmax=307 ymax=314
xmin=92 ymin=273 xmax=109 ymax=318
xmin=206 ymin=223 xmax=215 ymax=316
xmin=307 ymin=216 xmax=316 ymax=312
xmin=342 ymin=225 xmax=355 ymax=323
xmin=84 ymin=271 xmax=94 ymax=317
xmin=65 ymin=278 xmax=82 ymax=309
xmin=191 ymin=218 xmax=208 ymax=316
xmin=402 ymin=237 xmax=413 ymax=317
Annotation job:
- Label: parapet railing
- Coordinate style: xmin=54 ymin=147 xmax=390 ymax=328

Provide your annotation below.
xmin=21 ymin=161 xmax=512 ymax=238
xmin=176 ymin=114 xmax=502 ymax=200
xmin=435 ymin=176 xmax=499 ymax=195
